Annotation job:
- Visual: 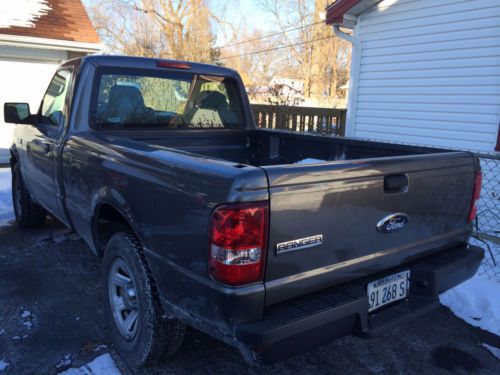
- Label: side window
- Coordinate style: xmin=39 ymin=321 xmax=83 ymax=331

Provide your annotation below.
xmin=41 ymin=69 xmax=72 ymax=127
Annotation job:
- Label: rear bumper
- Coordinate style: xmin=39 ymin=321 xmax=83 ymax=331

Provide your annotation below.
xmin=235 ymin=245 xmax=484 ymax=364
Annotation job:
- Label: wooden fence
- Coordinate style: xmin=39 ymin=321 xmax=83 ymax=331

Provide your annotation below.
xmin=251 ymin=104 xmax=347 ymax=136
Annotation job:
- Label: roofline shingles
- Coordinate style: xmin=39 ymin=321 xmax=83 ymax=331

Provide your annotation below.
xmin=0 ymin=0 xmax=100 ymax=44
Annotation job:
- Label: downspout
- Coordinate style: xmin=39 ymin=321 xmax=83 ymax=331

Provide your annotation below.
xmin=333 ymin=25 xmax=361 ymax=138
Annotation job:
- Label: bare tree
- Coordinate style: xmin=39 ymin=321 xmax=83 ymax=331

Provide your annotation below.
xmin=309 ymin=0 xmax=351 ymax=106
xmin=88 ymin=0 xmax=226 ymax=63
xmin=259 ymin=0 xmax=314 ymax=96
xmin=258 ymin=0 xmax=351 ymax=106
xmin=219 ymin=29 xmax=282 ymax=87
xmin=87 ymin=0 xmax=351 ymax=106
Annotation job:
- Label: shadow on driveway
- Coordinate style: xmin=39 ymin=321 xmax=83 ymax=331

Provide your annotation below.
xmin=0 ymin=218 xmax=499 ymax=374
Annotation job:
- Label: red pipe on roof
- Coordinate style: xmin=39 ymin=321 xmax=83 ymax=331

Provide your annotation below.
xmin=326 ymin=0 xmax=361 ymax=25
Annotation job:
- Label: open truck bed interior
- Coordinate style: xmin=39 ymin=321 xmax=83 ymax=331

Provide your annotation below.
xmin=110 ymin=128 xmax=449 ymax=166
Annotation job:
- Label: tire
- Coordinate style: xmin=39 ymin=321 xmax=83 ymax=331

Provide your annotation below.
xmin=102 ymin=232 xmax=185 ymax=369
xmin=12 ymin=164 xmax=47 ymax=228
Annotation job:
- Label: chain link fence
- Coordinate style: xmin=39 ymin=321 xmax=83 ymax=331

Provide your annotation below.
xmin=471 ymin=152 xmax=499 ymax=282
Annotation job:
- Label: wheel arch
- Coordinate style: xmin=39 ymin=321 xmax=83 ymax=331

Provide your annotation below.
xmin=91 ymin=197 xmax=142 ymax=257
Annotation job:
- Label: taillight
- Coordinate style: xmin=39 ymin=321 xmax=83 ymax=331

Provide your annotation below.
xmin=156 ymin=60 xmax=191 ymax=69
xmin=208 ymin=202 xmax=268 ymax=285
xmin=467 ymin=171 xmax=482 ymax=223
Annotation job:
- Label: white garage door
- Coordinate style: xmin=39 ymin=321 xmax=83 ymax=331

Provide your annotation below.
xmin=0 ymin=59 xmax=58 ymax=161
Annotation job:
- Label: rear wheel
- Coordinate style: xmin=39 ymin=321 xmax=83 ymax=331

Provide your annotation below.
xmin=102 ymin=232 xmax=185 ymax=369
xmin=11 ymin=164 xmax=47 ymax=228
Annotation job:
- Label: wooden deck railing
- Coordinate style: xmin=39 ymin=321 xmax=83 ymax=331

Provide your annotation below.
xmin=251 ymin=104 xmax=347 ymax=136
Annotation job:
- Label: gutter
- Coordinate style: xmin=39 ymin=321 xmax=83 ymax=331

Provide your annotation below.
xmin=0 ymin=34 xmax=102 ymax=53
xmin=333 ymin=25 xmax=360 ymax=138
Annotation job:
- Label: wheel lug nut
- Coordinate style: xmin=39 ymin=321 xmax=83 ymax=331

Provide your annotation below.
xmin=126 ymin=286 xmax=136 ymax=299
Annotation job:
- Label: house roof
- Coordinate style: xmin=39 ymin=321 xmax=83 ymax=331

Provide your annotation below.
xmin=0 ymin=0 xmax=100 ymax=44
xmin=326 ymin=0 xmax=382 ymax=27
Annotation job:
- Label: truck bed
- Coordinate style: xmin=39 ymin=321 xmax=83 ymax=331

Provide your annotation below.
xmin=116 ymin=128 xmax=448 ymax=166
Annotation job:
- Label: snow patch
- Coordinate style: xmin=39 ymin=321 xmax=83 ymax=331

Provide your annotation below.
xmin=0 ymin=360 xmax=9 ymax=372
xmin=56 ymin=354 xmax=73 ymax=369
xmin=0 ymin=0 xmax=52 ymax=28
xmin=58 ymin=354 xmax=121 ymax=375
xmin=440 ymin=273 xmax=500 ymax=337
xmin=20 ymin=309 xmax=34 ymax=330
xmin=482 ymin=343 xmax=500 ymax=360
xmin=12 ymin=334 xmax=28 ymax=340
xmin=0 ymin=329 xmax=4 ymax=335
xmin=0 ymin=169 xmax=13 ymax=227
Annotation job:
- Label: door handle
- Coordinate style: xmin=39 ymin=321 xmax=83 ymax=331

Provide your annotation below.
xmin=384 ymin=174 xmax=409 ymax=194
xmin=32 ymin=140 xmax=52 ymax=153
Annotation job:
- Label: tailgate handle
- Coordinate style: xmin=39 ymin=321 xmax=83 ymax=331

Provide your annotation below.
xmin=384 ymin=174 xmax=408 ymax=194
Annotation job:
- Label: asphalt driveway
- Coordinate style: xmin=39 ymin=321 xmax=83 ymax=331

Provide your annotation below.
xmin=0 ymin=217 xmax=499 ymax=374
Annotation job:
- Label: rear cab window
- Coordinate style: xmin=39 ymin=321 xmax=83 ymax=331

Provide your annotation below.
xmin=91 ymin=69 xmax=246 ymax=130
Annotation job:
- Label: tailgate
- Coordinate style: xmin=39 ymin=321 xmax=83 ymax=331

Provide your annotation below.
xmin=262 ymin=152 xmax=475 ymax=305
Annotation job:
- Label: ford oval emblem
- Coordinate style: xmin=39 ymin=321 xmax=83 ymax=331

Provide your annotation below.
xmin=376 ymin=213 xmax=409 ymax=233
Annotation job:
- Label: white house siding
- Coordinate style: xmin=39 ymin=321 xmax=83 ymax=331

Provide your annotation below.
xmin=350 ymin=0 xmax=500 ymax=152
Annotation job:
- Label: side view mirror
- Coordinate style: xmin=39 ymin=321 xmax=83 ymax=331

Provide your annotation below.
xmin=4 ymin=103 xmax=36 ymax=125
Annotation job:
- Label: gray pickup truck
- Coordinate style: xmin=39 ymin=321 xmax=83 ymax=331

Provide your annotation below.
xmin=4 ymin=55 xmax=483 ymax=368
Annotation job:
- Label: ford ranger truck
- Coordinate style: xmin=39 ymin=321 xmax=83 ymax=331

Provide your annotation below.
xmin=4 ymin=55 xmax=484 ymax=368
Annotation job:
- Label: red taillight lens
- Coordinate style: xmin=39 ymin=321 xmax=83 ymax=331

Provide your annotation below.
xmin=156 ymin=60 xmax=191 ymax=69
xmin=467 ymin=171 xmax=482 ymax=223
xmin=208 ymin=202 xmax=268 ymax=285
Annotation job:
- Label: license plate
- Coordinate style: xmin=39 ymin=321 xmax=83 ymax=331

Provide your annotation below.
xmin=367 ymin=270 xmax=410 ymax=312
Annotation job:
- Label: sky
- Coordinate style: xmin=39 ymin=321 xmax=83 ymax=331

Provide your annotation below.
xmin=213 ymin=0 xmax=278 ymax=45
xmin=222 ymin=0 xmax=276 ymax=32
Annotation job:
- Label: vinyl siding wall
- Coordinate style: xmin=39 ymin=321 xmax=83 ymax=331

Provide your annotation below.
xmin=351 ymin=0 xmax=500 ymax=151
